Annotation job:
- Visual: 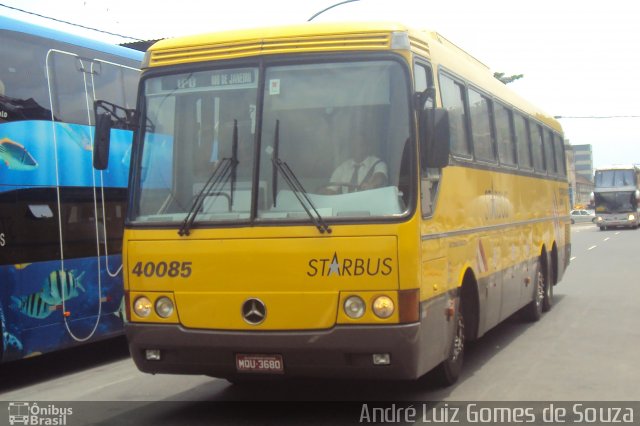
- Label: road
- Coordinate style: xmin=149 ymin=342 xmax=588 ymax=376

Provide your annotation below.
xmin=1 ymin=223 xmax=639 ymax=425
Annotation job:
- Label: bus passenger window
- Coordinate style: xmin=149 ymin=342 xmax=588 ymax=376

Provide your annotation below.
xmin=553 ymin=135 xmax=567 ymax=176
xmin=440 ymin=74 xmax=471 ymax=157
xmin=530 ymin=123 xmax=545 ymax=172
xmin=495 ymin=103 xmax=516 ymax=166
xmin=468 ymin=88 xmax=496 ymax=162
xmin=514 ymin=114 xmax=532 ymax=169
xmin=544 ymin=129 xmax=557 ymax=173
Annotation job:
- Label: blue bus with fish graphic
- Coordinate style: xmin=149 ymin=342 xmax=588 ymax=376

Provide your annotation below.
xmin=0 ymin=15 xmax=142 ymax=361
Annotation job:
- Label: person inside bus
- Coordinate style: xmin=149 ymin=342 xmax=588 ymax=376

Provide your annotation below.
xmin=319 ymin=132 xmax=388 ymax=194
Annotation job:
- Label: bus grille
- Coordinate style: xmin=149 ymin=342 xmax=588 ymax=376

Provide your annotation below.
xmin=147 ymin=32 xmax=393 ymax=66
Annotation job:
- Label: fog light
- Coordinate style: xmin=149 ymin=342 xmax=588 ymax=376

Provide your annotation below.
xmin=344 ymin=296 xmax=365 ymax=319
xmin=373 ymin=353 xmax=391 ymax=365
xmin=372 ymin=296 xmax=395 ymax=318
xmin=133 ymin=297 xmax=152 ymax=318
xmin=145 ymin=349 xmax=161 ymax=361
xmin=155 ymin=296 xmax=174 ymax=318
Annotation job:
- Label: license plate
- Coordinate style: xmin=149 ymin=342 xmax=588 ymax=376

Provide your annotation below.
xmin=236 ymin=354 xmax=284 ymax=373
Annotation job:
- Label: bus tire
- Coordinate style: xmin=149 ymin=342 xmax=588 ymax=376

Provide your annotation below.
xmin=542 ymin=277 xmax=553 ymax=312
xmin=542 ymin=254 xmax=554 ymax=313
xmin=523 ymin=257 xmax=545 ymax=322
xmin=434 ymin=300 xmax=464 ymax=386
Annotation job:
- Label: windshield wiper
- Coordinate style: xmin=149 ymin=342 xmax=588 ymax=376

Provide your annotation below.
xmin=178 ymin=158 xmax=232 ymax=236
xmin=178 ymin=120 xmax=239 ymax=236
xmin=271 ymin=120 xmax=331 ymax=234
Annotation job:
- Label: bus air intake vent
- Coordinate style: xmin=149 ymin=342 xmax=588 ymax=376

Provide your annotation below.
xmin=408 ymin=36 xmax=430 ymax=57
xmin=148 ymin=32 xmax=392 ymax=66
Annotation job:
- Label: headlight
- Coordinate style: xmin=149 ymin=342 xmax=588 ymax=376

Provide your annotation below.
xmin=344 ymin=296 xmax=365 ymax=319
xmin=155 ymin=296 xmax=174 ymax=318
xmin=372 ymin=296 xmax=395 ymax=318
xmin=133 ymin=296 xmax=152 ymax=318
xmin=596 ymin=216 xmax=603 ymax=223
xmin=628 ymin=214 xmax=636 ymax=221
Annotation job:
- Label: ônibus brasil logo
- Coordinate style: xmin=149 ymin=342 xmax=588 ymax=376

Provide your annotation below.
xmin=7 ymin=402 xmax=72 ymax=425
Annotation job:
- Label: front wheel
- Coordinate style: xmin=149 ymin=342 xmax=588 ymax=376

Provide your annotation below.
xmin=434 ymin=302 xmax=464 ymax=386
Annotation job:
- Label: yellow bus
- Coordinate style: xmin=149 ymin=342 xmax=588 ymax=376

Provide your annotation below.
xmin=94 ymin=21 xmax=570 ymax=384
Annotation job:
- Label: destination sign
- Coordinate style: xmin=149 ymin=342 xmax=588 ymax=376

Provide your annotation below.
xmin=161 ymin=68 xmax=257 ymax=91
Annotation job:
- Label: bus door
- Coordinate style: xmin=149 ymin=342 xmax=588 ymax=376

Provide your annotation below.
xmin=45 ymin=50 xmax=125 ymax=340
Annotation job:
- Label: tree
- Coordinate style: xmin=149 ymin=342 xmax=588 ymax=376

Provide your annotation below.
xmin=494 ymin=72 xmax=524 ymax=84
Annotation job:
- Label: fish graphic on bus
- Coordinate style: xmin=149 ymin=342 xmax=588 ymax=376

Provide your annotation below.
xmin=39 ymin=269 xmax=86 ymax=305
xmin=3 ymin=330 xmax=23 ymax=353
xmin=0 ymin=137 xmax=38 ymax=170
xmin=10 ymin=269 xmax=86 ymax=319
xmin=10 ymin=292 xmax=56 ymax=319
xmin=13 ymin=263 xmax=31 ymax=270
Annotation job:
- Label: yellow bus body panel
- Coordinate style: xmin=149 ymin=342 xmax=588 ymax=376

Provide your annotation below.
xmin=127 ymin=233 xmax=400 ymax=330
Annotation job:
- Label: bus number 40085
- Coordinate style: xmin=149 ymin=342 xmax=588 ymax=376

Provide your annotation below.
xmin=131 ymin=261 xmax=193 ymax=278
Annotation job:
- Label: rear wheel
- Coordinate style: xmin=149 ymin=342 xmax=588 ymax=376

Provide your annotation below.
xmin=542 ymin=260 xmax=553 ymax=312
xmin=434 ymin=300 xmax=464 ymax=386
xmin=523 ymin=258 xmax=545 ymax=322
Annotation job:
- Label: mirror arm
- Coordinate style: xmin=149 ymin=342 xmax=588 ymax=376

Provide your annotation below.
xmin=94 ymin=99 xmax=137 ymax=130
xmin=414 ymin=86 xmax=436 ymax=110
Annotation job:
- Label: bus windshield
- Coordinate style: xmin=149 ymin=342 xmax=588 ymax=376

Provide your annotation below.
xmin=595 ymin=169 xmax=636 ymax=188
xmin=132 ymin=59 xmax=412 ymax=226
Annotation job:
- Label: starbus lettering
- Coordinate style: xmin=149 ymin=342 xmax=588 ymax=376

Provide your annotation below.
xmin=307 ymin=252 xmax=393 ymax=277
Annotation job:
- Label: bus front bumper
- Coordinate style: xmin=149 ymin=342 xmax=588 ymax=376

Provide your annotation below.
xmin=125 ymin=322 xmax=424 ymax=380
xmin=596 ymin=215 xmax=638 ymax=228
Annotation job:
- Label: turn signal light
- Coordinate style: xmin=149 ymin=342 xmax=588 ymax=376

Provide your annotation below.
xmin=398 ymin=289 xmax=420 ymax=323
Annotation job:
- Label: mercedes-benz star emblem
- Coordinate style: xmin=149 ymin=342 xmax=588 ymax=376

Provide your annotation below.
xmin=241 ymin=298 xmax=266 ymax=325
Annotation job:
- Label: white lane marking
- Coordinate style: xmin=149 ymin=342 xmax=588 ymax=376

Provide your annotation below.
xmin=588 ymin=245 xmax=597 ymax=251
xmin=570 ymin=257 xmax=577 ymax=261
xmin=604 ymin=237 xmax=610 ymax=241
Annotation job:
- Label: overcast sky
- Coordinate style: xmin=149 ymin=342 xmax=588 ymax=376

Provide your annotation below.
xmin=3 ymin=0 xmax=640 ymax=169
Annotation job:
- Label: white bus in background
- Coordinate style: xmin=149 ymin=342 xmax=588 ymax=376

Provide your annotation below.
xmin=593 ymin=165 xmax=640 ymax=230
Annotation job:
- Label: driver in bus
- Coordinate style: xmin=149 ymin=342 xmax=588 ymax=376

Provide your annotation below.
xmin=320 ymin=132 xmax=388 ymax=194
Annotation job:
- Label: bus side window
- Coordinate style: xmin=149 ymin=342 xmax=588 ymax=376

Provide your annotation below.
xmin=514 ymin=113 xmax=532 ymax=169
xmin=553 ymin=134 xmax=567 ymax=176
xmin=439 ymin=73 xmax=471 ymax=158
xmin=544 ymin=129 xmax=557 ymax=174
xmin=530 ymin=123 xmax=545 ymax=172
xmin=468 ymin=87 xmax=496 ymax=163
xmin=495 ymin=103 xmax=517 ymax=166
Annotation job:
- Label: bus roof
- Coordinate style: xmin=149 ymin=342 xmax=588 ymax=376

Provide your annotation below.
xmin=596 ymin=165 xmax=640 ymax=171
xmin=0 ymin=15 xmax=143 ymax=61
xmin=149 ymin=21 xmax=410 ymax=51
xmin=144 ymin=20 xmax=561 ymax=133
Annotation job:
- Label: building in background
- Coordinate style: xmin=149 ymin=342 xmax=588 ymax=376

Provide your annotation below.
xmin=565 ymin=142 xmax=594 ymax=208
xmin=572 ymin=144 xmax=594 ymax=183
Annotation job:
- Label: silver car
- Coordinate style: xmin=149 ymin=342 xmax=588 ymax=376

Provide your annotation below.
xmin=570 ymin=209 xmax=596 ymax=224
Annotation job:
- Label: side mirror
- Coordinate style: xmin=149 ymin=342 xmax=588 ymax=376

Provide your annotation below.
xmin=93 ymin=112 xmax=113 ymax=170
xmin=93 ymin=99 xmax=137 ymax=170
xmin=421 ymin=108 xmax=450 ymax=169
